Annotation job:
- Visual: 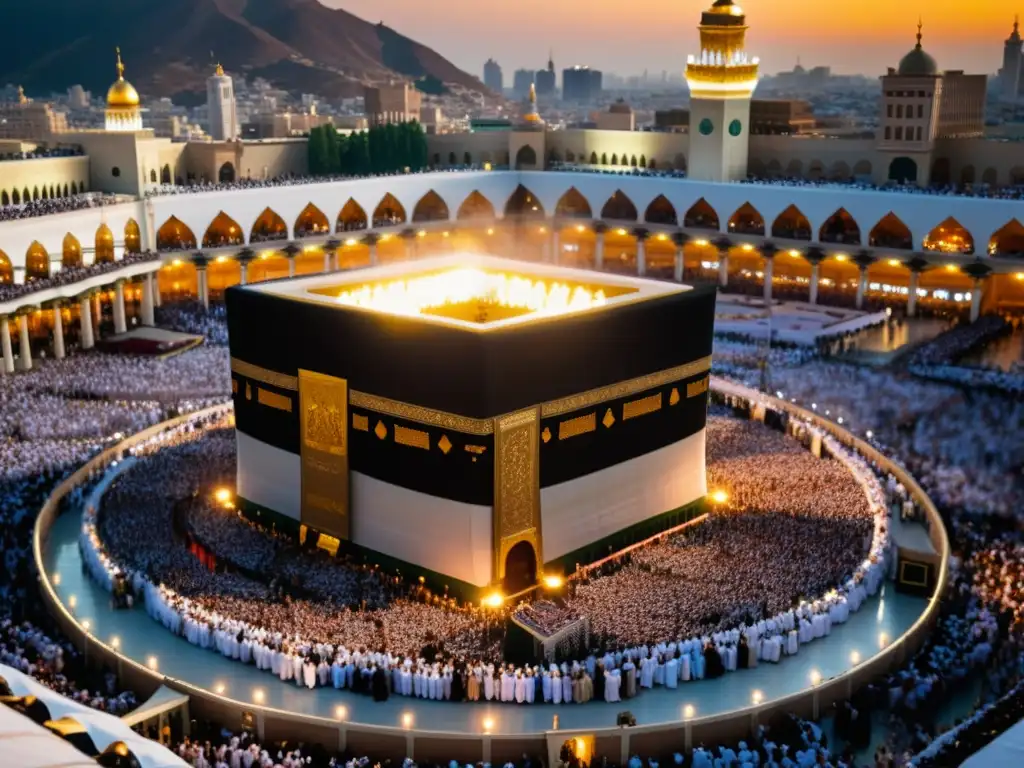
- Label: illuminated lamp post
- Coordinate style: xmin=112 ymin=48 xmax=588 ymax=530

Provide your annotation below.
xmin=592 ymin=221 xmax=608 ymax=271
xmin=903 ymin=256 xmax=930 ymax=318
xmin=712 ymin=235 xmax=733 ymax=288
xmin=322 ymin=239 xmax=341 ymax=272
xmin=961 ymin=260 xmax=992 ymax=323
xmin=281 ymin=243 xmax=301 ymax=277
xmin=852 ymin=250 xmax=876 ymax=310
xmin=672 ymin=231 xmax=690 ymax=282
xmin=803 ymin=246 xmax=826 ymax=305
xmin=235 ymin=248 xmax=255 ymax=285
xmin=632 ymin=227 xmax=650 ymax=276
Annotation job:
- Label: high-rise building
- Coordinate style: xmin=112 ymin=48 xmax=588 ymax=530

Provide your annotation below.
xmin=0 ymin=87 xmax=68 ymax=140
xmin=484 ymin=59 xmax=503 ymax=94
xmin=562 ymin=66 xmax=603 ymax=102
xmin=67 ymin=85 xmax=90 ymax=110
xmin=512 ymin=69 xmax=535 ymax=98
xmin=999 ymin=16 xmax=1023 ymax=100
xmin=684 ymin=0 xmax=759 ymax=182
xmin=206 ymin=63 xmax=239 ymax=141
xmin=535 ymin=52 xmax=556 ymax=97
xmin=364 ymin=82 xmax=423 ymax=126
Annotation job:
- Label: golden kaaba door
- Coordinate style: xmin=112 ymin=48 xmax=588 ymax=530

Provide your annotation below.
xmin=493 ymin=407 xmax=542 ymax=589
xmin=298 ymin=369 xmax=350 ymax=540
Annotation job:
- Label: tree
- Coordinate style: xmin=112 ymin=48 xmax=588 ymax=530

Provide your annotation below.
xmin=639 ymin=154 xmax=647 ymax=168
xmin=601 ymin=152 xmax=607 ymax=165
xmin=307 ymin=126 xmax=331 ymax=176
xmin=590 ymin=151 xmax=598 ymax=164
xmin=630 ymin=155 xmax=638 ymax=167
xmin=611 ymin=154 xmax=618 ymax=165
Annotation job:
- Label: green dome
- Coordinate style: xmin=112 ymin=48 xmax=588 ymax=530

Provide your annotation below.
xmin=898 ymin=46 xmax=938 ymax=76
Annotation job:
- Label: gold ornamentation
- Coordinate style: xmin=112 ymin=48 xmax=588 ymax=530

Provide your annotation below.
xmin=300 ymin=370 xmax=347 ymax=455
xmin=350 ymin=390 xmax=492 ymax=435
xmin=623 ymin=392 xmax=663 ymax=421
xmin=231 ymin=358 xmax=298 ymax=391
xmin=395 ymin=424 xmax=430 ymax=450
xmin=687 ymin=376 xmax=710 ymax=398
xmin=602 ymin=408 xmax=616 ymax=428
xmin=669 ymin=387 xmax=680 ymax=405
xmin=352 ymin=413 xmax=369 ymax=432
xmin=374 ymin=420 xmax=388 ymax=440
xmin=558 ymin=412 xmax=596 ymax=440
xmin=464 ymin=444 xmax=487 ymax=455
xmin=257 ymin=388 xmax=293 ymax=412
xmin=245 ymin=383 xmax=252 ymax=400
xmin=540 ymin=355 xmax=712 ymax=418
xmin=541 ymin=426 xmax=552 ymax=443
xmin=495 ymin=409 xmax=539 ymax=539
xmin=438 ymin=435 xmax=453 ymax=454
xmin=298 ymin=370 xmax=349 ymax=540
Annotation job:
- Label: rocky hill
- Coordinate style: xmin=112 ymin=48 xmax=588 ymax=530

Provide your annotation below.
xmin=2 ymin=0 xmax=485 ymax=104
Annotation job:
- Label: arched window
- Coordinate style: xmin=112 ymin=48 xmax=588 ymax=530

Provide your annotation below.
xmin=218 ymin=162 xmax=236 ymax=183
xmin=412 ymin=190 xmax=450 ymax=223
xmin=372 ymin=193 xmax=406 ymax=228
xmin=337 ymin=198 xmax=368 ymax=232
xmin=504 ymin=184 xmax=545 ymax=218
xmin=554 ymin=188 xmax=592 ymax=219
xmin=156 ymin=216 xmax=198 ymax=252
xmin=95 ymin=224 xmax=116 ymax=263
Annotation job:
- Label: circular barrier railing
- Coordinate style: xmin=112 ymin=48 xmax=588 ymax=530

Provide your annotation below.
xmin=33 ymin=378 xmax=949 ymax=764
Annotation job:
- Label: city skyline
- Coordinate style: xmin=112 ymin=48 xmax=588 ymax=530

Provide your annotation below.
xmin=328 ymin=0 xmax=1014 ymax=81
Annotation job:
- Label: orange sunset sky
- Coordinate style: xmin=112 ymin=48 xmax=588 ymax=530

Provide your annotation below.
xmin=328 ymin=0 xmax=1012 ymax=79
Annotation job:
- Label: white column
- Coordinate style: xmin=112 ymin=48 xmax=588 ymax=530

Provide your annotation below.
xmin=153 ymin=276 xmax=162 ymax=308
xmin=718 ymin=253 xmax=729 ymax=287
xmin=287 ymin=258 xmax=297 ymax=277
xmin=239 ymin=261 xmax=249 ymax=286
xmin=594 ymin=236 xmax=605 ymax=270
xmin=762 ymin=257 xmax=773 ymax=303
xmin=970 ymin=278 xmax=983 ymax=323
xmin=1 ymin=317 xmax=13 ymax=374
xmin=855 ymin=268 xmax=868 ymax=310
xmin=673 ymin=247 xmax=684 ymax=282
xmin=368 ymin=243 xmax=379 ymax=266
xmin=113 ymin=281 xmax=127 ymax=334
xmin=80 ymin=296 xmax=94 ymax=349
xmin=809 ymin=263 xmax=820 ymax=305
xmin=53 ymin=305 xmax=65 ymax=359
xmin=141 ymin=274 xmax=155 ymax=326
xmin=323 ymin=250 xmax=332 ymax=272
xmin=198 ymin=268 xmax=209 ymax=310
xmin=636 ymin=238 xmax=646 ymax=276
xmin=331 ymin=250 xmax=339 ymax=271
xmin=907 ymin=271 xmax=920 ymax=318
xmin=17 ymin=314 xmax=31 ymax=371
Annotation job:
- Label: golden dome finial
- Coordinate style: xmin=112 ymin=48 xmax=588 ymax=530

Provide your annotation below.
xmin=529 ymin=82 xmax=536 ymax=104
xmin=115 ymin=46 xmax=125 ymax=80
xmin=916 ymin=18 xmax=923 ymax=49
xmin=215 ymin=62 xmax=224 ymax=77
xmin=106 ymin=46 xmax=140 ymax=109
xmin=17 ymin=86 xmax=26 ymax=104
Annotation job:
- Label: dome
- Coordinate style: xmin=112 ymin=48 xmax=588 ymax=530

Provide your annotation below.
xmin=706 ymin=0 xmax=744 ymax=16
xmin=898 ymin=22 xmax=938 ymax=76
xmin=106 ymin=48 xmax=140 ymax=108
xmin=701 ymin=0 xmax=746 ymax=26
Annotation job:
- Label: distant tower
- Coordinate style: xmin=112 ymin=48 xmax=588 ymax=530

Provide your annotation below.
xmin=207 ymin=61 xmax=239 ymax=140
xmin=1000 ymin=16 xmax=1023 ymax=101
xmin=105 ymin=48 xmax=142 ymax=132
xmin=685 ymin=0 xmax=759 ymax=182
xmin=483 ymin=58 xmax=504 ymax=93
xmin=536 ymin=50 xmax=557 ymax=97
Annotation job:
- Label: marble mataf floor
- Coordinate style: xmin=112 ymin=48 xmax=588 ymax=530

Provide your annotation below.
xmin=45 ymin=506 xmax=927 ymax=735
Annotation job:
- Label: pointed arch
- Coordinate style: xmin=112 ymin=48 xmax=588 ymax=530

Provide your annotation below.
xmin=0 ymin=250 xmax=12 ymax=284
xmin=868 ymin=212 xmax=913 ymax=250
xmin=981 ymin=167 xmax=998 ymax=186
xmin=989 ymin=219 xmax=1024 ymax=257
xmin=25 ymin=241 xmax=50 ymax=281
xmin=156 ymin=216 xmax=198 ymax=252
xmin=412 ymin=190 xmax=451 ymax=223
xmin=249 ymin=208 xmax=287 ymax=244
xmin=644 ymin=195 xmax=678 ymax=226
xmin=765 ymin=159 xmax=783 ymax=177
xmin=771 ymin=204 xmax=811 ymax=240
xmin=294 ymin=203 xmax=330 ymax=238
xmin=852 ymin=160 xmax=872 ymax=178
xmin=923 ymin=217 xmax=974 ymax=255
xmin=62 ymin=233 xmax=82 ymax=268
xmin=819 ymin=208 xmax=861 ymax=245
xmin=12 ymin=189 xmax=20 ymax=205
xmin=887 ymin=157 xmax=918 ymax=183
xmin=218 ymin=162 xmax=236 ymax=184
xmin=161 ymin=164 xmax=172 ymax=185
xmin=372 ymin=193 xmax=406 ymax=228
xmin=807 ymin=160 xmax=825 ymax=181
xmin=727 ymin=203 xmax=764 ymax=236
xmin=504 ymin=184 xmax=545 ymax=218
xmin=124 ymin=219 xmax=141 ymax=254
xmin=94 ymin=224 xmax=116 ymax=263
xmin=0 ymin=190 xmax=8 ymax=206
xmin=69 ymin=182 xmax=77 ymax=196
xmin=683 ymin=198 xmax=719 ymax=231
xmin=337 ymin=198 xmax=368 ymax=232
xmin=960 ymin=165 xmax=976 ymax=185
xmin=829 ymin=161 xmax=851 ymax=181
xmin=601 ymin=190 xmax=638 ymax=222
xmin=554 ymin=187 xmax=592 ymax=219
xmin=515 ymin=145 xmax=538 ymax=169
xmin=456 ymin=191 xmax=496 ymax=221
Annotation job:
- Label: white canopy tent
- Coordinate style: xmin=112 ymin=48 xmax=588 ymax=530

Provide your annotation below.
xmin=0 ymin=704 xmax=99 ymax=768
xmin=961 ymin=718 xmax=1024 ymax=768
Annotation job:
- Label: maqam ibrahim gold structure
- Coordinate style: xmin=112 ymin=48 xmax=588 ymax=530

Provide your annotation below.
xmin=105 ymin=48 xmax=143 ymax=132
xmin=685 ymin=0 xmax=760 ymax=182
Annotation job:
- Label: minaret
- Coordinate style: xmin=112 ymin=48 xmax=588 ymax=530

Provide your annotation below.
xmin=685 ymin=0 xmax=760 ymax=181
xmin=1001 ymin=15 xmax=1024 ymax=100
xmin=206 ymin=60 xmax=239 ymax=140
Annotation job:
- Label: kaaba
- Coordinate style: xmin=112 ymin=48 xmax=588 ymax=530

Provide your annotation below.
xmin=226 ymin=255 xmax=715 ymax=599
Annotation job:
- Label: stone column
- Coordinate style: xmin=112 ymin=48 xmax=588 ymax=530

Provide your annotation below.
xmin=762 ymin=257 xmax=774 ymax=304
xmin=331 ymin=249 xmax=339 ymax=271
xmin=153 ymin=278 xmax=162 ymax=308
xmin=636 ymin=238 xmax=647 ymax=277
xmin=1 ymin=317 xmax=13 ymax=374
xmin=80 ymin=296 xmax=95 ymax=349
xmin=594 ymin=237 xmax=605 ymax=270
xmin=907 ymin=271 xmax=920 ymax=318
xmin=17 ymin=314 xmax=31 ymax=371
xmin=239 ymin=261 xmax=249 ymax=286
xmin=551 ymin=230 xmax=560 ymax=265
xmin=323 ymin=250 xmax=332 ymax=272
xmin=141 ymin=274 xmax=155 ymax=326
xmin=718 ymin=252 xmax=729 ymax=287
xmin=52 ymin=304 xmax=65 ymax=359
xmin=368 ymin=242 xmax=379 ymax=266
xmin=970 ymin=278 xmax=983 ymax=323
xmin=113 ymin=281 xmax=127 ymax=334
xmin=287 ymin=257 xmax=297 ymax=278
xmin=855 ymin=267 xmax=868 ymax=310
xmin=673 ymin=247 xmax=684 ymax=283
xmin=197 ymin=267 xmax=209 ymax=310
xmin=809 ymin=263 xmax=820 ymax=305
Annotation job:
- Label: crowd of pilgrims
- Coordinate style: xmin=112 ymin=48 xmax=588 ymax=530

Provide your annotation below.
xmin=0 ymin=249 xmax=160 ymax=302
xmin=0 ymin=191 xmax=122 ymax=221
xmin=155 ymin=301 xmax=230 ymax=346
xmin=906 ymin=315 xmax=1024 ymax=395
xmin=79 ymin=410 xmax=888 ymax=708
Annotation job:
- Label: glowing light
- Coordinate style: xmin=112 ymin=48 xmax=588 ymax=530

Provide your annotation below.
xmin=328 ymin=268 xmax=610 ymax=321
xmin=486 ymin=228 xmax=495 ymax=236
xmin=443 ymin=231 xmax=450 ymax=238
xmin=483 ymin=592 xmax=504 ymax=608
xmin=215 ymin=255 xmax=227 ymax=263
xmin=379 ymin=234 xmax=390 ymax=242
xmin=68 ymin=595 xmax=77 ymax=609
xmin=335 ymin=706 xmax=347 ymax=720
xmin=539 ymin=227 xmax=547 ymax=234
xmin=694 ymin=239 xmax=709 ymax=247
xmin=834 ymin=254 xmax=848 ymax=262
xmin=52 ymin=573 xmax=61 ymax=586
xmin=809 ymin=669 xmax=821 ymax=686
xmin=788 ymin=249 xmax=800 ymax=257
xmin=751 ymin=689 xmax=763 ymax=704
xmin=402 ymin=712 xmax=414 ymax=729
xmin=888 ymin=259 xmax=901 ymax=267
xmin=147 ymin=656 xmax=158 ymax=670
xmin=1016 ymin=272 xmax=1024 ymax=281
xmin=482 ymin=717 xmax=494 ymax=733
xmin=683 ymin=704 xmax=695 ymax=719
xmin=866 ymin=430 xmax=873 ymax=439
xmin=741 ymin=243 xmax=754 ymax=252
xmin=214 ymin=488 xmax=232 ymax=504
xmin=616 ymin=228 xmax=627 ymax=236
xmin=81 ymin=619 xmax=91 ymax=632
xmin=657 ymin=233 xmax=668 ymax=241
xmin=710 ymin=489 xmax=728 ymax=504
xmin=253 ymin=688 xmax=265 ymax=704
xmin=214 ymin=682 xmax=227 ymax=695
xmin=850 ymin=650 xmax=861 ymax=664
xmin=171 ymin=259 xmax=183 ymax=267
xmin=945 ymin=264 xmax=959 ymax=272
xmin=576 ymin=225 xmax=585 ymax=233
xmin=417 ymin=230 xmax=427 ymax=238
xmin=344 ymin=239 xmax=357 ymax=247
xmin=879 ymin=632 xmax=889 ymax=648
xmin=110 ymin=636 xmax=120 ymax=649
xmin=543 ymin=575 xmax=564 ymax=589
